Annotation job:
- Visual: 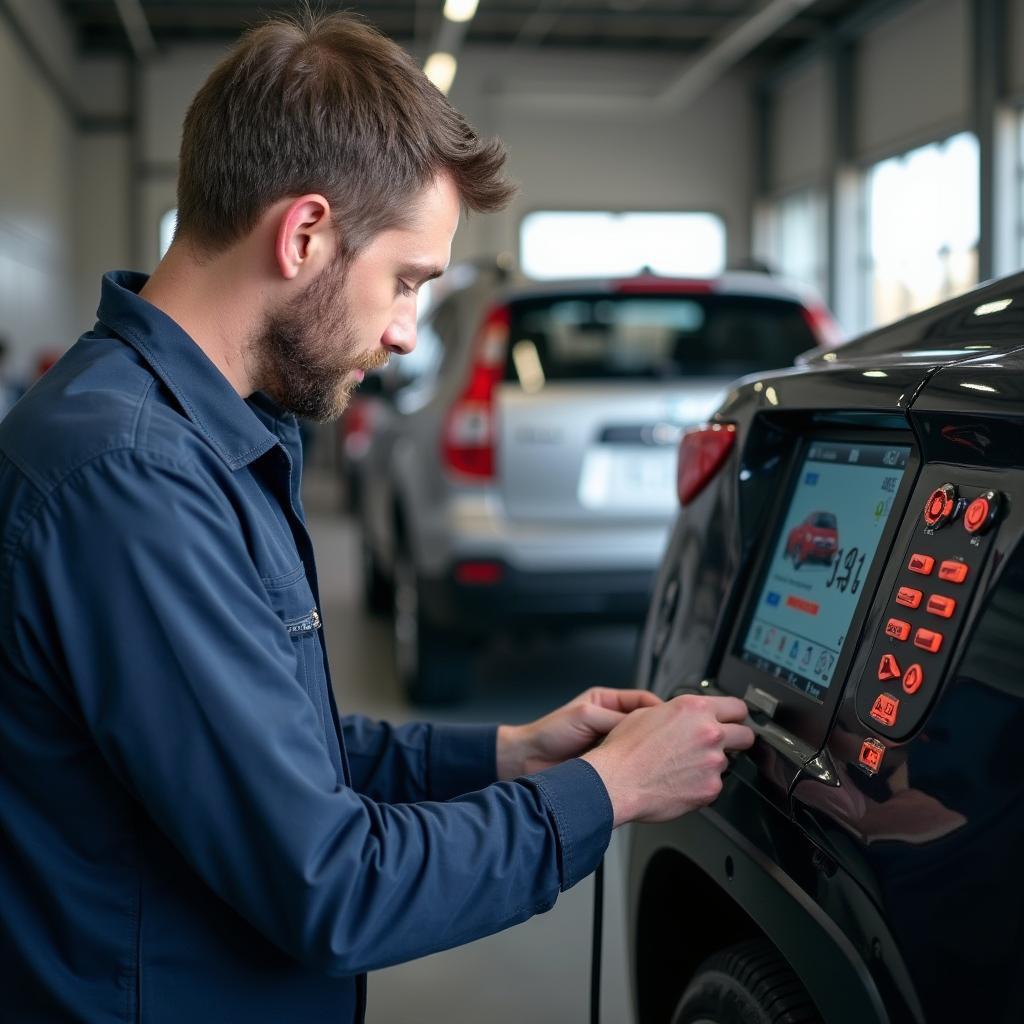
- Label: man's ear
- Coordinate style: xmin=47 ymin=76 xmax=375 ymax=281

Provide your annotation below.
xmin=274 ymin=194 xmax=334 ymax=281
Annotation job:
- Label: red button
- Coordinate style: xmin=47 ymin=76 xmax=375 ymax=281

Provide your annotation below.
xmin=914 ymin=628 xmax=943 ymax=653
xmin=908 ymin=554 xmax=935 ymax=575
xmin=923 ymin=485 xmax=957 ymax=528
xmin=926 ymin=594 xmax=956 ymax=619
xmin=858 ymin=738 xmax=886 ymax=775
xmin=902 ymin=663 xmax=924 ymax=694
xmin=878 ymin=653 xmax=902 ymax=681
xmin=885 ymin=618 xmax=911 ymax=641
xmin=964 ymin=497 xmax=990 ymax=534
xmin=870 ymin=693 xmax=900 ymax=727
xmin=938 ymin=560 xmax=969 ymax=584
xmin=895 ymin=586 xmax=923 ymax=609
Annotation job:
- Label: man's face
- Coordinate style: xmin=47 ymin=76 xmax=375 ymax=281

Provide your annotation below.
xmin=254 ymin=173 xmax=461 ymax=422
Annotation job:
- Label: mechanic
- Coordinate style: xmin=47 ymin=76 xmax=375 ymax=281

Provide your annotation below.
xmin=0 ymin=12 xmax=754 ymax=1022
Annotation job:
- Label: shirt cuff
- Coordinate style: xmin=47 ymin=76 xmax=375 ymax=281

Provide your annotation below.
xmin=524 ymin=758 xmax=613 ymax=891
xmin=428 ymin=723 xmax=499 ymax=801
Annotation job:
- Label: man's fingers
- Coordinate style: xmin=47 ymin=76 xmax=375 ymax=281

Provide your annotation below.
xmin=721 ymin=722 xmax=756 ymax=751
xmin=586 ymin=688 xmax=662 ymax=713
xmin=577 ymin=704 xmax=627 ymax=736
xmin=709 ymin=696 xmax=751 ymax=723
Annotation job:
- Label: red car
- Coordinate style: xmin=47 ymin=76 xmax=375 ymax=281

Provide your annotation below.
xmin=785 ymin=511 xmax=838 ymax=567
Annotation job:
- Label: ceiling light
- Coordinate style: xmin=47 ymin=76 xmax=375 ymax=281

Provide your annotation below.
xmin=443 ymin=0 xmax=479 ymax=22
xmin=424 ymin=52 xmax=457 ymax=94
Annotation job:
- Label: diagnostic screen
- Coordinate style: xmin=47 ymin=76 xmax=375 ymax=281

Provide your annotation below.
xmin=739 ymin=440 xmax=911 ymax=701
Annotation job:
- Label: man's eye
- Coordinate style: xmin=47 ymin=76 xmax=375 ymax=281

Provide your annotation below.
xmin=397 ymin=280 xmax=415 ymax=297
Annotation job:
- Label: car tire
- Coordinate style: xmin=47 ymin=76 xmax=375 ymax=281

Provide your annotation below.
xmin=670 ymin=939 xmax=821 ymax=1024
xmin=361 ymin=538 xmax=394 ymax=617
xmin=392 ymin=548 xmax=474 ymax=705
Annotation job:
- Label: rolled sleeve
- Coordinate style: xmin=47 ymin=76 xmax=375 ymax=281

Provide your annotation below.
xmin=523 ymin=758 xmax=614 ymax=890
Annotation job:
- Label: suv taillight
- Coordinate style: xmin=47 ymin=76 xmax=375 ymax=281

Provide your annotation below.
xmin=677 ymin=423 xmax=737 ymax=506
xmin=802 ymin=303 xmax=844 ymax=348
xmin=442 ymin=305 xmax=509 ymax=480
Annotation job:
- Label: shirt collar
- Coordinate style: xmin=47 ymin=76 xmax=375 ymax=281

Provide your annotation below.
xmin=96 ymin=270 xmax=283 ymax=470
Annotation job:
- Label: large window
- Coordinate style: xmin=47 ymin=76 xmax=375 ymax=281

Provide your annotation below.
xmin=519 ymin=211 xmax=726 ymax=281
xmin=862 ymin=132 xmax=979 ymax=329
xmin=757 ymin=188 xmax=828 ymax=298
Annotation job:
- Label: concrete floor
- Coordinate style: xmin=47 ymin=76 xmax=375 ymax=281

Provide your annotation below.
xmin=304 ymin=470 xmax=639 ymax=1024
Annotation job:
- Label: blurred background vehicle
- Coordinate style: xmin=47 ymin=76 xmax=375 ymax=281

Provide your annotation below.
xmin=345 ymin=263 xmax=841 ymax=702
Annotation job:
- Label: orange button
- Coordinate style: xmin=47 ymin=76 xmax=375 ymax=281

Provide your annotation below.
xmin=908 ymin=553 xmax=935 ymax=575
xmin=938 ymin=560 xmax=969 ymax=584
xmin=926 ymin=594 xmax=956 ymax=619
xmin=878 ymin=653 xmax=902 ymax=681
xmin=885 ymin=618 xmax=911 ymax=641
xmin=870 ymin=693 xmax=900 ymax=727
xmin=895 ymin=586 xmax=923 ymax=609
xmin=858 ymin=738 xmax=886 ymax=775
xmin=964 ymin=497 xmax=990 ymax=533
xmin=902 ymin=663 xmax=924 ymax=694
xmin=914 ymin=628 xmax=943 ymax=653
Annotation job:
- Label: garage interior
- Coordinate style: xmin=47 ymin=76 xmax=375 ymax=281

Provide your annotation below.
xmin=1 ymin=0 xmax=1020 ymax=1020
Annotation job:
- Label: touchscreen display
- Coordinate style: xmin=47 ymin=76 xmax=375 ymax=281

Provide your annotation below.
xmin=739 ymin=440 xmax=911 ymax=701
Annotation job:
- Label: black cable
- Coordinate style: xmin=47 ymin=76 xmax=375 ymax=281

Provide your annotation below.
xmin=589 ymin=855 xmax=605 ymax=1024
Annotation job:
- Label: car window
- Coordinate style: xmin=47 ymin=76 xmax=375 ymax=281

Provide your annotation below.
xmin=504 ymin=293 xmax=817 ymax=383
xmin=392 ymin=298 xmax=460 ymax=396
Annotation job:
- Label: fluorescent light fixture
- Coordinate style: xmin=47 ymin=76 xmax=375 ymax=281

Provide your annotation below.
xmin=862 ymin=370 xmax=888 ymax=378
xmin=443 ymin=0 xmax=479 ymax=22
xmin=973 ymin=298 xmax=1012 ymax=316
xmin=424 ymin=52 xmax=457 ymax=94
xmin=960 ymin=382 xmax=997 ymax=393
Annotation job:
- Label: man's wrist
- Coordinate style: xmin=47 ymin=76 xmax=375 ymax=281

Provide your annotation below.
xmin=496 ymin=723 xmax=531 ymax=780
xmin=580 ymin=748 xmax=629 ymax=827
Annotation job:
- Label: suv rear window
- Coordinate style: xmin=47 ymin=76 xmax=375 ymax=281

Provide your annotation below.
xmin=504 ymin=293 xmax=817 ymax=383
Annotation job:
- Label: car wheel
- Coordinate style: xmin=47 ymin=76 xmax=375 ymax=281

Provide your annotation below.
xmin=671 ymin=939 xmax=821 ymax=1024
xmin=361 ymin=538 xmax=393 ymax=617
xmin=793 ymin=547 xmax=805 ymax=569
xmin=392 ymin=548 xmax=474 ymax=705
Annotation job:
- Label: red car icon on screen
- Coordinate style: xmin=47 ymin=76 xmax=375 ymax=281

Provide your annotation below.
xmin=785 ymin=511 xmax=838 ymax=568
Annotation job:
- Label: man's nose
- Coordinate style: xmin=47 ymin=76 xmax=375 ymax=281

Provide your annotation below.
xmin=382 ymin=316 xmax=416 ymax=355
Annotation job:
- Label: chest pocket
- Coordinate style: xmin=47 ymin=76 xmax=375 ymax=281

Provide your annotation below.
xmin=264 ymin=565 xmax=345 ymax=783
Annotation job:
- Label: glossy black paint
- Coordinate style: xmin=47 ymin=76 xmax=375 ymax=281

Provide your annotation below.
xmin=630 ymin=283 xmax=1024 ymax=1023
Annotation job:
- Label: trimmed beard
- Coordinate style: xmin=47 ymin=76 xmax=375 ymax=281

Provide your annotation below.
xmin=252 ymin=255 xmax=388 ymax=423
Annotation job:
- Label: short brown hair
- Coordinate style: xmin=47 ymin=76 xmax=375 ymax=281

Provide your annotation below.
xmin=176 ymin=11 xmax=514 ymax=255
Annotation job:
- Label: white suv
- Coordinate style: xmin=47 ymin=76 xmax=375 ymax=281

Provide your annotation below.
xmin=355 ymin=267 xmax=841 ymax=702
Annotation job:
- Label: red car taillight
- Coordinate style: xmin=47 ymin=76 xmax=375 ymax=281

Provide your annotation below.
xmin=442 ymin=305 xmax=510 ymax=480
xmin=677 ymin=423 xmax=737 ymax=506
xmin=801 ymin=303 xmax=844 ymax=349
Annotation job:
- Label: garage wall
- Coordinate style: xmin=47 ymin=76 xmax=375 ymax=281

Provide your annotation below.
xmin=769 ymin=57 xmax=830 ymax=194
xmin=855 ymin=0 xmax=969 ymax=163
xmin=0 ymin=0 xmax=78 ymax=377
xmin=135 ymin=43 xmax=756 ymax=272
xmin=74 ymin=57 xmax=132 ymax=331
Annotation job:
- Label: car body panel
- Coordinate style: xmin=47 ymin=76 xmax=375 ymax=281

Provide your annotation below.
xmin=496 ymin=380 xmax=730 ymax=524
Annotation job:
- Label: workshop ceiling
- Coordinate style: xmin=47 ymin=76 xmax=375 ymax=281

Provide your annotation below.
xmin=60 ymin=0 xmax=873 ymax=57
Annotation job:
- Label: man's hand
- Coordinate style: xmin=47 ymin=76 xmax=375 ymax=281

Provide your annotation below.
xmin=581 ymin=694 xmax=755 ymax=827
xmin=496 ymin=687 xmax=662 ymax=780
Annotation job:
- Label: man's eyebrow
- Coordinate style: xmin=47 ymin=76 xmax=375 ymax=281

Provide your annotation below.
xmin=401 ymin=262 xmax=446 ymax=284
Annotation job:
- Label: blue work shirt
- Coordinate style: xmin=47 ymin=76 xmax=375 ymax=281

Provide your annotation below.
xmin=0 ymin=271 xmax=613 ymax=1023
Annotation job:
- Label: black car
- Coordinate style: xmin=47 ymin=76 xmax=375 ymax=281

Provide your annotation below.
xmin=627 ymin=276 xmax=1024 ymax=1024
